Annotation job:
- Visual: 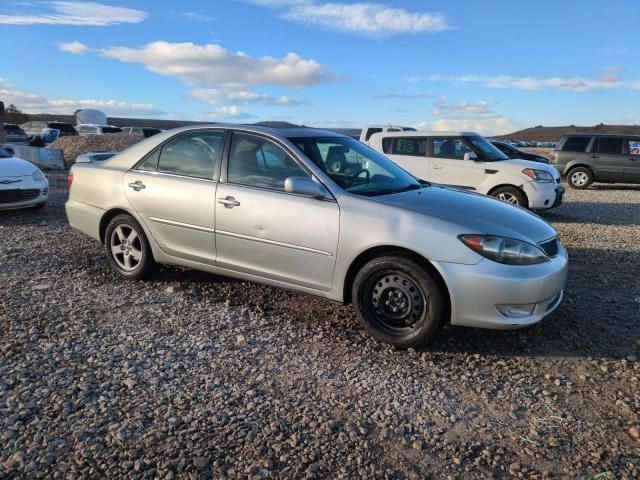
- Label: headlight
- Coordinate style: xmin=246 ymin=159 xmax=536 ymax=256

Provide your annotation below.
xmin=32 ymin=169 xmax=46 ymax=182
xmin=522 ymin=168 xmax=554 ymax=183
xmin=459 ymin=234 xmax=549 ymax=265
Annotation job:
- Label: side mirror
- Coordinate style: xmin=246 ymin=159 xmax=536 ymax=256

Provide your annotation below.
xmin=4 ymin=146 xmax=15 ymax=156
xmin=284 ymin=176 xmax=328 ymax=198
xmin=464 ymin=152 xmax=478 ymax=162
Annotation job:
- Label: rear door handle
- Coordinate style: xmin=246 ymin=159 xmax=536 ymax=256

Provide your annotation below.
xmin=433 ymin=165 xmax=444 ymax=170
xmin=128 ymin=181 xmax=146 ymax=191
xmin=591 ymin=154 xmax=599 ymax=159
xmin=218 ymin=196 xmax=240 ymax=208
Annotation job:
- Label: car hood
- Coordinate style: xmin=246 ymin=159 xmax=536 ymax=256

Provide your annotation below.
xmin=497 ymin=158 xmax=560 ymax=178
xmin=0 ymin=157 xmax=37 ymax=177
xmin=372 ymin=185 xmax=557 ymax=244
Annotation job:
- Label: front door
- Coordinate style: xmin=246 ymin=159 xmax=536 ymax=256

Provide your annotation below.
xmin=428 ymin=137 xmax=485 ymax=190
xmin=123 ymin=130 xmax=226 ymax=264
xmin=215 ymin=132 xmax=339 ymax=291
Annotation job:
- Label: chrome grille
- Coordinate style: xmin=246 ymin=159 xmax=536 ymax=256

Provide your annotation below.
xmin=539 ymin=237 xmax=558 ymax=257
xmin=0 ymin=189 xmax=41 ymax=204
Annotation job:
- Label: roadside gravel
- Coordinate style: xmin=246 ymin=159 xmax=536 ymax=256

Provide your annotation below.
xmin=1 ymin=173 xmax=639 ymax=479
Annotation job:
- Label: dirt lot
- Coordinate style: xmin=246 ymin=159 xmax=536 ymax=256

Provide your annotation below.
xmin=1 ymin=173 xmax=639 ymax=479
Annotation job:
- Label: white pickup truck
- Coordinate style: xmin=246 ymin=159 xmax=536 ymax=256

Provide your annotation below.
xmin=360 ymin=125 xmax=416 ymax=145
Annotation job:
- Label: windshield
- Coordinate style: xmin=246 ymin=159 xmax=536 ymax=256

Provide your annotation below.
xmin=290 ymin=136 xmax=423 ymax=196
xmin=468 ymin=136 xmax=509 ymax=161
xmin=0 ymin=146 xmax=12 ymax=158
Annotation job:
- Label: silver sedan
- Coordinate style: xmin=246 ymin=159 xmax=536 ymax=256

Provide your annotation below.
xmin=66 ymin=125 xmax=568 ymax=347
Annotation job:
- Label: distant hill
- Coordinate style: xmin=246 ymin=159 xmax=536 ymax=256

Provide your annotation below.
xmin=499 ymin=124 xmax=640 ymax=142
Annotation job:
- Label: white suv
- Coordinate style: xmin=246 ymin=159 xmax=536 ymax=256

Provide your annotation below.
xmin=369 ymin=131 xmax=564 ymax=210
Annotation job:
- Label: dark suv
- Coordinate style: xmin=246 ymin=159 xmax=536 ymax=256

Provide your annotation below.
xmin=20 ymin=120 xmax=78 ymax=145
xmin=551 ymin=134 xmax=640 ymax=188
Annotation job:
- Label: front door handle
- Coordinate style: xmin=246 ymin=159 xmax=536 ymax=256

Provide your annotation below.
xmin=128 ymin=181 xmax=146 ymax=191
xmin=591 ymin=154 xmax=599 ymax=159
xmin=218 ymin=196 xmax=240 ymax=208
xmin=433 ymin=165 xmax=444 ymax=170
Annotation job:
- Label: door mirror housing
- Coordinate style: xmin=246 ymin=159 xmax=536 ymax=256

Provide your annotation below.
xmin=464 ymin=152 xmax=479 ymax=162
xmin=285 ymin=176 xmax=328 ymax=198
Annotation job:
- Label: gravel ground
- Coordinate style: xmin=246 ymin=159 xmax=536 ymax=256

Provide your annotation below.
xmin=1 ymin=173 xmax=639 ymax=479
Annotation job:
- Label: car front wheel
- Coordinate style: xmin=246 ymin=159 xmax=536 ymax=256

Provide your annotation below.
xmin=491 ymin=186 xmax=528 ymax=208
xmin=567 ymin=167 xmax=593 ymax=189
xmin=352 ymin=255 xmax=446 ymax=348
xmin=104 ymin=213 xmax=154 ymax=280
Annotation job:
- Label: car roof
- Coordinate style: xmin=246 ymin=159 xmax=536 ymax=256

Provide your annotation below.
xmin=372 ymin=130 xmax=480 ymax=138
xmin=562 ymin=133 xmax=640 ymax=139
xmin=159 ymin=124 xmax=347 ymax=139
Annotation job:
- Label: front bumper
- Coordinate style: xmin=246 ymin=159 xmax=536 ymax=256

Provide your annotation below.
xmin=434 ymin=242 xmax=568 ymax=329
xmin=0 ymin=185 xmax=48 ymax=210
xmin=523 ymin=181 xmax=564 ymax=210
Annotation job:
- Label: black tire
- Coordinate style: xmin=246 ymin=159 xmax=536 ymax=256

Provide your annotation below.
xmin=567 ymin=166 xmax=593 ymax=189
xmin=491 ymin=186 xmax=528 ymax=208
xmin=104 ymin=214 xmax=155 ymax=280
xmin=352 ymin=255 xmax=446 ymax=348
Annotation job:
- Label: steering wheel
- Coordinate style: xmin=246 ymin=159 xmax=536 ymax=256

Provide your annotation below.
xmin=352 ymin=168 xmax=370 ymax=180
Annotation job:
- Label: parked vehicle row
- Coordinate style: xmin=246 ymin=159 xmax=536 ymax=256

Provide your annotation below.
xmin=65 ymin=125 xmax=568 ymax=348
xmin=490 ymin=140 xmax=550 ymax=164
xmin=551 ymin=133 xmax=640 ymax=189
xmin=367 ymin=130 xmax=563 ymax=210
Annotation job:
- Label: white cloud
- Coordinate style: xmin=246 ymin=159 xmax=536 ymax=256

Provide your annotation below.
xmin=283 ymin=2 xmax=448 ymax=35
xmin=59 ymin=40 xmax=89 ymax=54
xmin=0 ymin=1 xmax=147 ymax=26
xmin=190 ymin=88 xmax=309 ymax=106
xmin=245 ymin=1 xmax=448 ymax=36
xmin=429 ymin=116 xmax=519 ymax=136
xmin=428 ymin=68 xmax=639 ymax=92
xmin=0 ymin=77 xmax=161 ymax=117
xmin=208 ymin=106 xmax=256 ymax=120
xmin=372 ymin=92 xmax=433 ymax=100
xmin=61 ymin=40 xmax=336 ymax=107
xmin=432 ymin=96 xmax=496 ymax=115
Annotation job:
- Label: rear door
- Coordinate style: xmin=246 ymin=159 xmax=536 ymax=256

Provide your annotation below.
xmin=381 ymin=136 xmax=430 ymax=180
xmin=591 ymin=136 xmax=625 ymax=182
xmin=123 ymin=129 xmax=226 ymax=264
xmin=624 ymin=138 xmax=640 ymax=182
xmin=428 ymin=136 xmax=485 ymax=190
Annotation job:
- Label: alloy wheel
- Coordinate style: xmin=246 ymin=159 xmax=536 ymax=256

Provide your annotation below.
xmin=110 ymin=224 xmax=143 ymax=271
xmin=496 ymin=192 xmax=520 ymax=204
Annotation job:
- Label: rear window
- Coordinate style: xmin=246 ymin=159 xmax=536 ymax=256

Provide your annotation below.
xmin=594 ymin=137 xmax=623 ymax=155
xmin=383 ymin=137 xmax=427 ymax=156
xmin=561 ymin=136 xmax=591 ymax=152
xmin=50 ymin=122 xmax=77 ymax=133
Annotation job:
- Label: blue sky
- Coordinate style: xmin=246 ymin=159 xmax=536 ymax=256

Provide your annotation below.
xmin=1 ymin=0 xmax=639 ymax=135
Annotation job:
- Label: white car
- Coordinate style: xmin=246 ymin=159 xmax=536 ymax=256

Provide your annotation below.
xmin=360 ymin=125 xmax=417 ymax=145
xmin=75 ymin=124 xmax=123 ymax=136
xmin=0 ymin=145 xmax=49 ymax=210
xmin=369 ymin=131 xmax=564 ymax=210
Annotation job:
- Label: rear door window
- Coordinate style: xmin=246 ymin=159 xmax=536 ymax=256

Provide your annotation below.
xmin=594 ymin=137 xmax=623 ymax=155
xmin=157 ymin=131 xmax=225 ymax=179
xmin=386 ymin=137 xmax=427 ymax=156
xmin=562 ymin=136 xmax=591 ymax=152
xmin=628 ymin=140 xmax=640 ymax=155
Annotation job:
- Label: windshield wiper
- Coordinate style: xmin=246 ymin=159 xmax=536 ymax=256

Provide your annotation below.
xmin=361 ymin=183 xmax=425 ymax=197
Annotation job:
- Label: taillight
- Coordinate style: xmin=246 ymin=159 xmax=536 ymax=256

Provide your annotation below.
xmin=67 ymin=172 xmax=74 ymax=189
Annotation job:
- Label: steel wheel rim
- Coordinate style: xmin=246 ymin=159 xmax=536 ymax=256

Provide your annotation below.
xmin=110 ymin=224 xmax=143 ymax=271
xmin=367 ymin=271 xmax=426 ymax=333
xmin=497 ymin=192 xmax=519 ymax=204
xmin=571 ymin=171 xmax=588 ymax=186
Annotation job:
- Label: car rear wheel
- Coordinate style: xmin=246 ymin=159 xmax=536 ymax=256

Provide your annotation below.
xmin=352 ymin=255 xmax=446 ymax=348
xmin=567 ymin=167 xmax=593 ymax=189
xmin=491 ymin=186 xmax=528 ymax=208
xmin=104 ymin=214 xmax=154 ymax=280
